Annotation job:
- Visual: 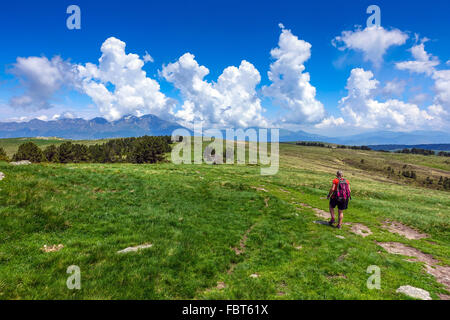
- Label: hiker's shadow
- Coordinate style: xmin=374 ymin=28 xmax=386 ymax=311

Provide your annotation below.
xmin=314 ymin=220 xmax=331 ymax=226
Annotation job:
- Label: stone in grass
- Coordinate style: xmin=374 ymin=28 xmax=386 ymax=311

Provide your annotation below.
xmin=41 ymin=244 xmax=64 ymax=252
xmin=335 ymin=235 xmax=345 ymax=239
xmin=117 ymin=243 xmax=153 ymax=254
xmin=396 ymin=285 xmax=432 ymax=300
xmin=0 ymin=172 xmax=4 ymax=181
xmin=250 ymin=273 xmax=260 ymax=278
xmin=10 ymin=160 xmax=32 ymax=166
xmin=216 ymin=282 xmax=226 ymax=290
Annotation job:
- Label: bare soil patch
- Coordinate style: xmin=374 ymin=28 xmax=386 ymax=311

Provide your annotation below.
xmin=293 ymin=202 xmax=312 ymax=209
xmin=345 ymin=223 xmax=372 ymax=237
xmin=425 ymin=264 xmax=450 ymax=291
xmin=376 ymin=242 xmax=437 ymax=265
xmin=251 ymin=186 xmax=268 ymax=192
xmin=377 ymin=242 xmax=450 ymax=291
xmin=232 ymin=224 xmax=256 ymax=255
xmin=313 ymin=208 xmax=330 ymax=219
xmin=382 ymin=220 xmax=428 ymax=240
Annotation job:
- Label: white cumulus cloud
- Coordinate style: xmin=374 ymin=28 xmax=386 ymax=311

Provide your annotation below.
xmin=429 ymin=69 xmax=450 ymax=122
xmin=333 ymin=26 xmax=408 ymax=67
xmin=143 ymin=51 xmax=154 ymax=63
xmin=396 ymin=42 xmax=439 ymax=75
xmin=76 ymin=37 xmax=174 ymax=121
xmin=161 ymin=52 xmax=267 ymax=128
xmin=315 ymin=116 xmax=345 ymax=129
xmin=9 ymin=56 xmax=76 ymax=110
xmin=333 ymin=68 xmax=434 ymax=130
xmin=262 ymin=24 xmax=325 ymax=124
xmin=382 ymin=79 xmax=406 ymax=97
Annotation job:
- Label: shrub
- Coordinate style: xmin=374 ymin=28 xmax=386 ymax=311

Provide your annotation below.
xmin=12 ymin=142 xmax=44 ymax=163
xmin=0 ymin=146 xmax=9 ymax=161
xmin=57 ymin=142 xmax=90 ymax=163
xmin=57 ymin=142 xmax=75 ymax=163
xmin=44 ymin=145 xmax=59 ymax=162
xmin=296 ymin=142 xmax=326 ymax=148
xmin=130 ymin=136 xmax=169 ymax=164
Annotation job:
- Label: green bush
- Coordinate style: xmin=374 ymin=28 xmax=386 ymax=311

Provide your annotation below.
xmin=44 ymin=145 xmax=59 ymax=162
xmin=9 ymin=136 xmax=172 ymax=165
xmin=130 ymin=136 xmax=169 ymax=164
xmin=57 ymin=142 xmax=90 ymax=163
xmin=12 ymin=142 xmax=44 ymax=163
xmin=0 ymin=146 xmax=9 ymax=161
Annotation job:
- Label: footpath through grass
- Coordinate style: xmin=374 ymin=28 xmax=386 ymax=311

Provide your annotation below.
xmin=0 ymin=143 xmax=449 ymax=299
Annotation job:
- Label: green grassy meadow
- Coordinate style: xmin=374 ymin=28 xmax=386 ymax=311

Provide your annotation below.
xmin=0 ymin=138 xmax=449 ymax=299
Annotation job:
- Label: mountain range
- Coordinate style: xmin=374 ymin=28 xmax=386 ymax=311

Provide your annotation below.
xmin=0 ymin=114 xmax=449 ymax=145
xmin=0 ymin=114 xmax=191 ymax=140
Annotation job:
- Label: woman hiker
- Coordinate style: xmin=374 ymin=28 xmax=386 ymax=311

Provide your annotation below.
xmin=326 ymin=170 xmax=351 ymax=229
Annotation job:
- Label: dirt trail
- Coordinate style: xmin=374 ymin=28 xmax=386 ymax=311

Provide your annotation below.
xmin=201 ymin=223 xmax=257 ymax=296
xmin=377 ymin=242 xmax=450 ymax=291
xmin=345 ymin=223 xmax=373 ymax=237
xmin=272 ymin=187 xmax=447 ymax=297
xmin=382 ymin=220 xmax=428 ymax=240
xmin=293 ymin=199 xmax=374 ymax=237
xmin=232 ymin=224 xmax=256 ymax=256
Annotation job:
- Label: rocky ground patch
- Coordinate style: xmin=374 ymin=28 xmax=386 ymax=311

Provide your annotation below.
xmin=377 ymin=242 xmax=450 ymax=292
xmin=382 ymin=220 xmax=428 ymax=240
xmin=345 ymin=223 xmax=372 ymax=237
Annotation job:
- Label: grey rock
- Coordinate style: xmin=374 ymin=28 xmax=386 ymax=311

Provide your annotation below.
xmin=396 ymin=285 xmax=432 ymax=300
xmin=10 ymin=160 xmax=32 ymax=166
xmin=117 ymin=243 xmax=153 ymax=254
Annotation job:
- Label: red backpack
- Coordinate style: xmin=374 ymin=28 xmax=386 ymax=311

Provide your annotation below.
xmin=336 ymin=178 xmax=350 ymax=201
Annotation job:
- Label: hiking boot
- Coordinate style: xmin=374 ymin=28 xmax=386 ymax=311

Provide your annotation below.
xmin=328 ymin=219 xmax=335 ymax=226
xmin=336 ymin=224 xmax=342 ymax=229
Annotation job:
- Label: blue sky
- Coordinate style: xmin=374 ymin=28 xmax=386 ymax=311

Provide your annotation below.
xmin=0 ymin=0 xmax=449 ymax=135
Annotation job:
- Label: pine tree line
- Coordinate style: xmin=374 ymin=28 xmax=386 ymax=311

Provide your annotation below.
xmin=9 ymin=136 xmax=172 ymax=164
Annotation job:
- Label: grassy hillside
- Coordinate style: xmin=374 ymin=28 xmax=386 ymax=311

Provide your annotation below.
xmin=0 ymin=139 xmax=449 ymax=299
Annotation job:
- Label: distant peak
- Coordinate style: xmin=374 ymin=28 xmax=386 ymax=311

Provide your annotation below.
xmin=90 ymin=117 xmax=108 ymax=124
